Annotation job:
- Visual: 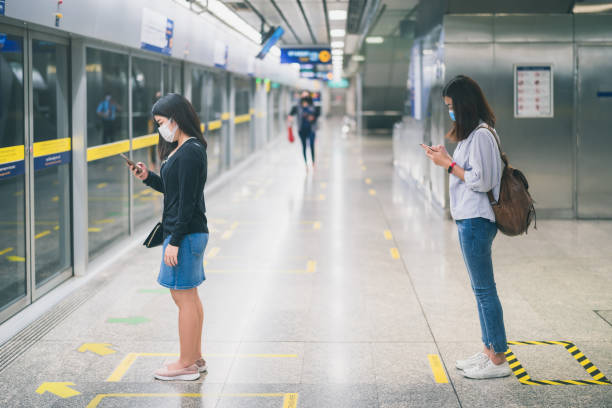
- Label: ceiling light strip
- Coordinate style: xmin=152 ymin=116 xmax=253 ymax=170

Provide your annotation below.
xmin=295 ymin=0 xmax=318 ymax=43
xmin=269 ymin=0 xmax=303 ymax=44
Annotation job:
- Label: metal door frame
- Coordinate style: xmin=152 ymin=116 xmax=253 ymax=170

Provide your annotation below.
xmin=28 ymin=30 xmax=74 ymax=301
xmin=0 ymin=24 xmax=74 ymax=324
xmin=575 ymin=43 xmax=612 ymax=219
xmin=0 ymin=23 xmax=31 ymax=324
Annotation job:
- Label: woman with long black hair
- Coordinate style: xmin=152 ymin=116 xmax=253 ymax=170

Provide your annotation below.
xmin=128 ymin=93 xmax=209 ymax=381
xmin=423 ymin=75 xmax=511 ymax=379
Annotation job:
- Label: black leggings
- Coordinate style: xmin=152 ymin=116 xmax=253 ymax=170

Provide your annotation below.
xmin=299 ymin=131 xmax=315 ymax=163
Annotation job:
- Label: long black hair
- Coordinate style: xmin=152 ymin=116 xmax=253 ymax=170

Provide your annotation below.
xmin=442 ymin=75 xmax=495 ymax=142
xmin=151 ymin=93 xmax=207 ymax=161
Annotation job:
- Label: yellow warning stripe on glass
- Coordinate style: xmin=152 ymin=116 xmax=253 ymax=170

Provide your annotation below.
xmin=87 ymin=140 xmax=130 ymax=162
xmin=207 ymin=120 xmax=222 ymax=131
xmin=200 ymin=123 xmax=206 ymax=133
xmin=0 ymin=145 xmax=25 ymax=165
xmin=33 ymin=138 xmax=71 ymax=157
xmin=221 ymin=112 xmax=231 ymax=120
xmin=249 ymin=108 xmax=255 ymax=115
xmin=132 ymin=134 xmax=158 ymax=150
xmin=505 ymin=341 xmax=611 ymax=386
xmin=234 ymin=114 xmax=251 ymax=124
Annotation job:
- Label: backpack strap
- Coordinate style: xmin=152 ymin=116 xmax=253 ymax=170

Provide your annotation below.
xmin=475 ymin=124 xmax=505 ymax=206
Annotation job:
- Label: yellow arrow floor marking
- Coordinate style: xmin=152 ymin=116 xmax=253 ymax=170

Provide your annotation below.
xmin=36 ymin=382 xmax=81 ymax=398
xmin=86 ymin=393 xmax=298 ymax=408
xmin=221 ymin=230 xmax=234 ymax=240
xmin=35 ymin=230 xmax=51 ymax=239
xmin=383 ymin=230 xmax=393 ymax=240
xmin=78 ymin=343 xmax=117 ymax=356
xmin=53 ymin=225 xmax=60 ymax=231
xmin=107 ymin=353 xmax=298 ymax=382
xmin=96 ymin=182 xmax=108 ymax=189
xmin=88 ymin=227 xmax=101 ymax=232
xmin=427 ymin=354 xmax=449 ymax=383
xmin=51 ymin=195 xmax=59 ymax=202
xmin=0 ymin=247 xmax=13 ymax=256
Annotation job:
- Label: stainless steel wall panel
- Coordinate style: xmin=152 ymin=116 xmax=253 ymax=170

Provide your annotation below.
xmin=443 ymin=43 xmax=495 ymax=98
xmin=443 ymin=15 xmax=494 ymax=43
xmin=494 ymin=15 xmax=573 ymax=43
xmin=574 ymin=14 xmax=612 ymax=43
xmin=576 ymin=46 xmax=612 ymax=218
xmin=493 ymin=43 xmax=574 ymax=215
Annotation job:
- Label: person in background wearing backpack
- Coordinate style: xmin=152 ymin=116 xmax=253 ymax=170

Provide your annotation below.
xmin=421 ymin=75 xmax=511 ymax=380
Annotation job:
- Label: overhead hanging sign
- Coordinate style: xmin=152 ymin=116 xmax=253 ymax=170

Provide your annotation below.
xmin=281 ymin=48 xmax=332 ymax=64
xmin=140 ymin=8 xmax=174 ymax=56
xmin=514 ymin=65 xmax=553 ymax=118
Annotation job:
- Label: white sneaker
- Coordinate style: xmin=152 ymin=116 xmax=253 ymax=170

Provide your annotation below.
xmin=462 ymin=359 xmax=511 ymax=379
xmin=455 ymin=352 xmax=488 ymax=371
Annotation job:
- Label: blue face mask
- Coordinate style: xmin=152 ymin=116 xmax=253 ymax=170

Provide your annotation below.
xmin=449 ymin=110 xmax=456 ymax=122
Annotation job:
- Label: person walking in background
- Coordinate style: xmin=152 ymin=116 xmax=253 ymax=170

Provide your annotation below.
xmin=422 ymin=75 xmax=511 ymax=380
xmin=96 ymin=93 xmax=118 ymax=144
xmin=127 ymin=93 xmax=209 ymax=381
xmin=288 ymin=90 xmax=319 ymax=170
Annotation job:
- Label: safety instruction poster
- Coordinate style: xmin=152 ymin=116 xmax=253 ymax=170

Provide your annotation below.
xmin=514 ymin=65 xmax=553 ymax=118
xmin=140 ymin=8 xmax=174 ymax=56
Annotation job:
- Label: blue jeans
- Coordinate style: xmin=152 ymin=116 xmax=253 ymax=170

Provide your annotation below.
xmin=456 ymin=217 xmax=507 ymax=353
xmin=299 ymin=130 xmax=315 ymax=163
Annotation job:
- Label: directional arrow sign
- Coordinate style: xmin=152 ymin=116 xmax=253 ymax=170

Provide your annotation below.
xmin=36 ymin=382 xmax=81 ymax=398
xmin=106 ymin=316 xmax=150 ymax=325
xmin=78 ymin=343 xmax=117 ymax=356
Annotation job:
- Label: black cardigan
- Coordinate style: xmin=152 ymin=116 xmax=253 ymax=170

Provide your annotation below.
xmin=144 ymin=138 xmax=208 ymax=246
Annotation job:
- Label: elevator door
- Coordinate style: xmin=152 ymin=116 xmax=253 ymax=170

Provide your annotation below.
xmin=577 ymin=46 xmax=612 ymax=218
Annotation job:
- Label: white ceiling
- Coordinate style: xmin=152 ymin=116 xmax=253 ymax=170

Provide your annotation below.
xmin=222 ymin=0 xmax=417 ymax=47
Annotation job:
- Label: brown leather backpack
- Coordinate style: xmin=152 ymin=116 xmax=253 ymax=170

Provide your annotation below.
xmin=479 ymin=125 xmax=536 ymax=236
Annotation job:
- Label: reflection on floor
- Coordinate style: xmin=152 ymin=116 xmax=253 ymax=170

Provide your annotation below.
xmin=0 ymin=119 xmax=610 ymax=407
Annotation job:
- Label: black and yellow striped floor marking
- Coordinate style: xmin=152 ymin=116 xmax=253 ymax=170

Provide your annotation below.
xmin=505 ymin=341 xmax=611 ymax=386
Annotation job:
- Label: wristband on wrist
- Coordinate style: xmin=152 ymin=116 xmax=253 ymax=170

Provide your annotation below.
xmin=447 ymin=161 xmax=456 ymax=174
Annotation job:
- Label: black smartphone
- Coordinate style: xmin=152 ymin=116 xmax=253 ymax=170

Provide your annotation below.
xmin=119 ymin=153 xmax=141 ymax=173
xmin=419 ymin=143 xmax=434 ymax=151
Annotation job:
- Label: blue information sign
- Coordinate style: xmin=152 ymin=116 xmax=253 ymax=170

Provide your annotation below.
xmin=0 ymin=1 xmax=5 ymax=16
xmin=34 ymin=151 xmax=72 ymax=171
xmin=0 ymin=161 xmax=25 ymax=180
xmin=281 ymin=48 xmax=332 ymax=64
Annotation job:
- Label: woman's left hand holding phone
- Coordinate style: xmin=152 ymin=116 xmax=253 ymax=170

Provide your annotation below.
xmin=126 ymin=160 xmax=149 ymax=181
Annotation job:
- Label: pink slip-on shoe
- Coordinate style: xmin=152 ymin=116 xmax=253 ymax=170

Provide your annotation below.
xmin=154 ymin=364 xmax=200 ymax=381
xmin=164 ymin=358 xmax=207 ymax=373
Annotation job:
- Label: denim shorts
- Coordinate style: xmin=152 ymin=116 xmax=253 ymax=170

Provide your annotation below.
xmin=158 ymin=233 xmax=208 ymax=290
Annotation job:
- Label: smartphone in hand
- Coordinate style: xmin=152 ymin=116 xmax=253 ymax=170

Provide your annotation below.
xmin=419 ymin=143 xmax=435 ymax=152
xmin=119 ymin=153 xmax=141 ymax=174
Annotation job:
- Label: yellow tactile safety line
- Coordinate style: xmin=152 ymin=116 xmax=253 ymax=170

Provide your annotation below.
xmin=86 ymin=392 xmax=298 ymax=408
xmin=505 ymin=341 xmax=611 ymax=386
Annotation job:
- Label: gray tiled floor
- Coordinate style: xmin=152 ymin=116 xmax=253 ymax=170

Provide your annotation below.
xmin=1 ymin=119 xmax=611 ymax=407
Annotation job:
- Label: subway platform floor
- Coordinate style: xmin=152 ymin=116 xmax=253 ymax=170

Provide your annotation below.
xmin=0 ymin=120 xmax=611 ymax=408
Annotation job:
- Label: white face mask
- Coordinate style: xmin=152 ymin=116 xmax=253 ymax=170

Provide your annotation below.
xmin=159 ymin=118 xmax=177 ymax=143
